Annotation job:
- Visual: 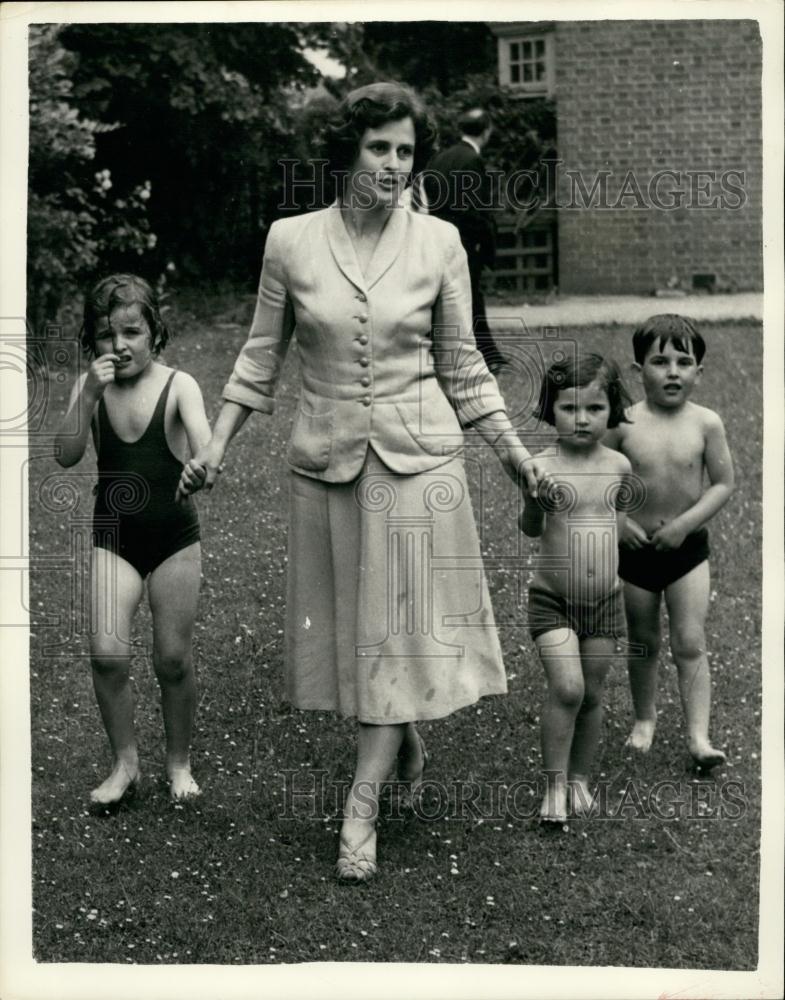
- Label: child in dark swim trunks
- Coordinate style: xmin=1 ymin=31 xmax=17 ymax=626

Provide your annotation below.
xmin=55 ymin=275 xmax=211 ymax=803
xmin=604 ymin=315 xmax=734 ymax=769
xmin=520 ymin=354 xmax=634 ymax=823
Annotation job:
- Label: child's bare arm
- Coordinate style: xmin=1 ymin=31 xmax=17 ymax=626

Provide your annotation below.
xmin=54 ymin=357 xmax=118 ymax=467
xmin=651 ymin=411 xmax=735 ymax=550
xmin=175 ymin=372 xmax=212 ymax=455
xmin=177 ymin=400 xmax=253 ymax=500
xmin=174 ymin=373 xmax=212 ymax=502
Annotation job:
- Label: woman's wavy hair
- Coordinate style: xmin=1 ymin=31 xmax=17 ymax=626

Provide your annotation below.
xmin=536 ymin=353 xmax=632 ymax=429
xmin=82 ymin=274 xmax=169 ymax=357
xmin=320 ymin=81 xmax=437 ymax=190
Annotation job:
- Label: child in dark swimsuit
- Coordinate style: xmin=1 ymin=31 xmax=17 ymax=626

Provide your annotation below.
xmin=55 ymin=275 xmax=211 ymax=803
xmin=604 ymin=315 xmax=734 ymax=768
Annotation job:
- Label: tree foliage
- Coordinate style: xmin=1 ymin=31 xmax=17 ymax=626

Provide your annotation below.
xmin=58 ymin=23 xmax=322 ymax=282
xmin=27 ymin=24 xmax=153 ymax=336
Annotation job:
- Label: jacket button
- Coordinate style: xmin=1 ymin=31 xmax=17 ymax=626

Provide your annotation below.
xmin=358 ymin=314 xmax=368 ymax=323
xmin=362 ymin=396 xmax=371 ymax=407
xmin=358 ymin=334 xmax=369 ymax=345
xmin=359 ymin=357 xmax=370 ymax=367
xmin=356 ymin=293 xmax=367 ymax=302
xmin=360 ymin=375 xmax=371 ymax=387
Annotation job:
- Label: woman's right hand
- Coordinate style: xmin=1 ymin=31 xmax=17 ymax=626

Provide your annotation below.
xmin=84 ymin=355 xmax=119 ymax=399
xmin=175 ymin=440 xmax=225 ymax=502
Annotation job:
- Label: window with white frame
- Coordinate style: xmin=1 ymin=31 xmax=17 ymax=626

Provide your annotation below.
xmin=498 ymin=32 xmax=554 ymax=95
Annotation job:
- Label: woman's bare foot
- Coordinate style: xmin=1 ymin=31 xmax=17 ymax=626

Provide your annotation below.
xmin=168 ymin=765 xmax=201 ymax=800
xmin=625 ymin=719 xmax=656 ymax=752
xmin=90 ymin=757 xmax=139 ymax=805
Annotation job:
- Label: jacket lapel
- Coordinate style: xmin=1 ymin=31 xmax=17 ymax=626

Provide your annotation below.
xmin=365 ymin=205 xmax=407 ymax=290
xmin=325 ymin=204 xmax=367 ymax=294
xmin=325 ymin=201 xmax=408 ymax=293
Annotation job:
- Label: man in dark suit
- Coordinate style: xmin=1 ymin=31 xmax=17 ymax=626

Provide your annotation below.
xmin=424 ymin=108 xmax=506 ymax=372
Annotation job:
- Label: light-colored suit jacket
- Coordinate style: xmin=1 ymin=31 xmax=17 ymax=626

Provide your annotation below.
xmin=222 ymin=203 xmax=507 ymax=482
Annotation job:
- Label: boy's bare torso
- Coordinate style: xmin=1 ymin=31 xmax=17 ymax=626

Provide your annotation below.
xmin=612 ymin=400 xmax=709 ymax=535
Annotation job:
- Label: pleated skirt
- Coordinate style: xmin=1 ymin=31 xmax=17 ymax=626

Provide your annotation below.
xmin=284 ymin=448 xmax=507 ymax=724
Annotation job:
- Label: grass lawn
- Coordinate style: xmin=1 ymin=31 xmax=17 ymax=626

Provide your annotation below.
xmin=28 ymin=290 xmax=762 ymax=967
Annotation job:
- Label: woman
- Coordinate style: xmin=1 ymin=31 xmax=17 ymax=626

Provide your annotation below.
xmin=179 ymin=83 xmax=543 ymax=882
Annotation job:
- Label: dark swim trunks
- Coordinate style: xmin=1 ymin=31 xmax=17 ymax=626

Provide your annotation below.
xmin=527 ymin=585 xmax=626 ymax=642
xmin=618 ymin=528 xmax=709 ymax=594
xmin=92 ymin=370 xmax=200 ymax=578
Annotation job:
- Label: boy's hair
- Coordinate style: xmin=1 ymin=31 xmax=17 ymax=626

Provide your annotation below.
xmin=82 ymin=274 xmax=169 ymax=357
xmin=536 ymin=353 xmax=632 ymax=428
xmin=632 ymin=314 xmax=706 ymax=365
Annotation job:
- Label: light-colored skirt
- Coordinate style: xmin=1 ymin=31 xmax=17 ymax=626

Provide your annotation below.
xmin=284 ymin=448 xmax=507 ymax=723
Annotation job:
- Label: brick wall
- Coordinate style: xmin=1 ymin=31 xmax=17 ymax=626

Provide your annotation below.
xmin=553 ymin=20 xmax=762 ymax=294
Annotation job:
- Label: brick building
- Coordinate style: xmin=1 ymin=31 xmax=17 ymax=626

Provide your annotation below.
xmin=490 ymin=20 xmax=763 ymax=295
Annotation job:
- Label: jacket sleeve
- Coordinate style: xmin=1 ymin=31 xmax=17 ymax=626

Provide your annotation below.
xmin=431 ymin=229 xmax=507 ymax=427
xmin=221 ymin=221 xmax=295 ymax=414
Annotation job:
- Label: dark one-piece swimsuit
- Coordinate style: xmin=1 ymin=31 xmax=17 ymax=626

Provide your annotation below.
xmin=92 ymin=370 xmax=200 ymax=578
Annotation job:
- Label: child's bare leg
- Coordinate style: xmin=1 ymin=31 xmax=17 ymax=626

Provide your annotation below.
xmin=568 ymin=637 xmax=614 ymax=815
xmin=623 ymin=582 xmax=662 ymax=751
xmin=665 ymin=562 xmax=725 ymax=768
xmin=89 ymin=548 xmax=144 ymax=804
xmin=536 ymin=629 xmax=583 ymax=822
xmin=338 ymin=723 xmax=405 ymax=880
xmin=148 ymin=544 xmax=202 ymax=799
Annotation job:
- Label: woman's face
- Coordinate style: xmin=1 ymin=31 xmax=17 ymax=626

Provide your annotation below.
xmin=345 ymin=116 xmax=415 ymax=209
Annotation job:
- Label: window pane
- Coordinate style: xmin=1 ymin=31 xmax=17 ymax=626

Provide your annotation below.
xmin=509 ymin=41 xmax=519 ymax=61
xmin=522 ymin=40 xmax=532 ymax=58
xmin=535 ymin=39 xmax=545 ymax=56
xmin=523 ymin=63 xmax=532 ymax=82
xmin=536 ymin=62 xmax=545 ymax=81
xmin=510 ymin=63 xmax=520 ymax=83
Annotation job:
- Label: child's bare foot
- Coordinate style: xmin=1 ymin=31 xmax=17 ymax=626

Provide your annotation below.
xmin=539 ymin=784 xmax=567 ymax=825
xmin=625 ymin=719 xmax=656 ymax=752
xmin=168 ymin=765 xmax=201 ymax=801
xmin=689 ymin=741 xmax=726 ymax=771
xmin=90 ymin=758 xmax=139 ymax=805
xmin=568 ymin=777 xmax=595 ymax=817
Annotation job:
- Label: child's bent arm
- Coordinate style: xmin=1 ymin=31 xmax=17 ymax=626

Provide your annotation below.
xmin=678 ymin=413 xmax=734 ymax=531
xmin=54 ymin=372 xmax=103 ymax=467
xmin=651 ymin=413 xmax=735 ymax=547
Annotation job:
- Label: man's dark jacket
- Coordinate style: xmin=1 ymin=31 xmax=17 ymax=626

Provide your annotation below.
xmin=423 ymin=139 xmax=496 ymax=271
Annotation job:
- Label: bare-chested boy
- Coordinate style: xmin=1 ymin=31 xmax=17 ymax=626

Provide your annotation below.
xmin=604 ymin=315 xmax=734 ymax=769
xmin=521 ymin=354 xmax=633 ymax=822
